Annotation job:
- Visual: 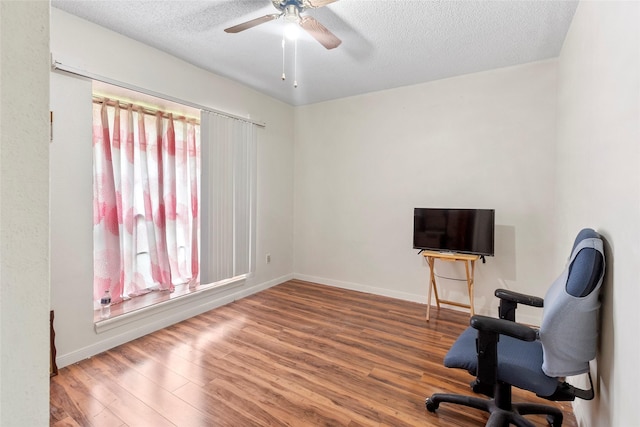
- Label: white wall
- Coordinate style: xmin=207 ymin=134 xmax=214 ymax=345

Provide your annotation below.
xmin=556 ymin=2 xmax=640 ymax=426
xmin=294 ymin=60 xmax=558 ymax=324
xmin=0 ymin=1 xmax=50 ymax=425
xmin=50 ymin=8 xmax=295 ymax=367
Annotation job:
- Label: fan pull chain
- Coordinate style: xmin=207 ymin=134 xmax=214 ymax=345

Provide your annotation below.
xmin=293 ymin=38 xmax=298 ymax=88
xmin=281 ymin=37 xmax=286 ymax=81
xmin=280 ymin=27 xmax=298 ymax=88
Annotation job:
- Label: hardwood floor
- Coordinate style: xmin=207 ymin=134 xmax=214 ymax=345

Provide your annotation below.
xmin=51 ymin=280 xmax=577 ymax=426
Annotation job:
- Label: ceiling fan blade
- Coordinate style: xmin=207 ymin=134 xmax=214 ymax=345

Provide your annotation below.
xmin=224 ymin=14 xmax=280 ymax=33
xmin=303 ymin=0 xmax=339 ymax=8
xmin=300 ymin=15 xmax=341 ymax=49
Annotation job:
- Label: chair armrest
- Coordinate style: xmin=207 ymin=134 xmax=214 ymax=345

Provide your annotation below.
xmin=470 ymin=315 xmax=537 ymax=342
xmin=495 ymin=289 xmax=543 ymax=321
xmin=468 ymin=315 xmax=538 ymax=397
xmin=495 ymin=289 xmax=544 ymax=307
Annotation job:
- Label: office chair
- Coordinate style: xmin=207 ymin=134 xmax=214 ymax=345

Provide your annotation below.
xmin=426 ymin=228 xmax=605 ymax=427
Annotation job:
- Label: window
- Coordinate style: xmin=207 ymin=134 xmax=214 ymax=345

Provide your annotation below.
xmin=93 ymin=86 xmax=256 ymax=320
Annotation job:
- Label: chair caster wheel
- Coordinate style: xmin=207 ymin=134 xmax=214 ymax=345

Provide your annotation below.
xmin=425 ymin=398 xmax=439 ymax=412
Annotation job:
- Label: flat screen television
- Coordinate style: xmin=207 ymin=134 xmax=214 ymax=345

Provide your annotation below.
xmin=413 ymin=208 xmax=495 ymax=256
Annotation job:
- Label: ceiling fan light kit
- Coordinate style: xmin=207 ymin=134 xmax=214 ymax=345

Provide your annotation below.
xmin=224 ymin=0 xmax=341 ymax=87
xmin=283 ymin=4 xmax=301 ymax=24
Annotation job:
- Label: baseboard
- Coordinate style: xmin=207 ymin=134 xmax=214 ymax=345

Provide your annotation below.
xmin=56 ymin=273 xmax=293 ymax=368
xmin=291 ymin=273 xmax=541 ymax=323
xmin=293 ymin=273 xmax=427 ymax=304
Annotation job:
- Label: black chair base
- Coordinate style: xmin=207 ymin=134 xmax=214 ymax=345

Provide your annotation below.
xmin=426 ymin=393 xmax=563 ymax=427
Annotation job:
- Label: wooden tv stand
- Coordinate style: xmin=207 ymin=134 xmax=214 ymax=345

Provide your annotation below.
xmin=422 ymin=251 xmax=479 ymax=321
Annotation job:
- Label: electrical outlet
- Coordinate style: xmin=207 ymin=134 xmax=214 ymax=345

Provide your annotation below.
xmin=266 ymin=254 xmax=271 ymax=264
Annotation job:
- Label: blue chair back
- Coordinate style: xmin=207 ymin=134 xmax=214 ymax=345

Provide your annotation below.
xmin=539 ymin=228 xmax=605 ymax=377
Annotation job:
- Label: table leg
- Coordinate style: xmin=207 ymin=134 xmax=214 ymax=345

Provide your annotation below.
xmin=465 ymin=260 xmax=476 ymax=316
xmin=426 ymin=256 xmax=440 ymax=321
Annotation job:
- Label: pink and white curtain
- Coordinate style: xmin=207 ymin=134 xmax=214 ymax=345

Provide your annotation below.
xmin=93 ymin=100 xmax=200 ymax=305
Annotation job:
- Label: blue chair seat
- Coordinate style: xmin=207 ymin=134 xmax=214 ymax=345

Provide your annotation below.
xmin=444 ymin=327 xmax=558 ymax=397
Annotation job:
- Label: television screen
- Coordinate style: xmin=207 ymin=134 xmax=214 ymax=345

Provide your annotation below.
xmin=413 ymin=208 xmax=495 ymax=256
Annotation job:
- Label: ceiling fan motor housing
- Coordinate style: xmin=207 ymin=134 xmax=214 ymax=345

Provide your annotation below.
xmin=273 ymin=0 xmax=306 ymax=13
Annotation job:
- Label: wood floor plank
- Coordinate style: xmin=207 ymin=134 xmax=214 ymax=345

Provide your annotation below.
xmin=127 ymin=334 xmax=219 ymax=387
xmin=174 ymin=380 xmax=293 ymax=427
xmin=51 ymin=280 xmax=578 ymax=427
xmin=51 ymin=417 xmax=83 ymax=427
xmin=222 ymin=356 xmax=384 ymax=427
xmin=49 ymin=367 xmax=108 ymax=426
xmin=219 ymin=346 xmax=379 ymax=426
xmin=49 ymin=379 xmax=87 ymax=426
xmin=75 ymin=354 xmax=177 ymax=427
xmin=101 ymin=351 xmax=213 ymax=426
xmin=107 ymin=342 xmax=191 ymax=393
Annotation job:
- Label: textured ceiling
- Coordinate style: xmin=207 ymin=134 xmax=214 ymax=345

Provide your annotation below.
xmin=52 ymin=0 xmax=578 ymax=106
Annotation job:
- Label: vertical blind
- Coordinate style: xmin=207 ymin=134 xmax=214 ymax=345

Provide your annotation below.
xmin=200 ymin=111 xmax=257 ymax=284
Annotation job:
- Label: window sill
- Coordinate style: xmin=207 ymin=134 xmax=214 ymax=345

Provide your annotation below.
xmin=94 ymin=277 xmax=245 ymax=334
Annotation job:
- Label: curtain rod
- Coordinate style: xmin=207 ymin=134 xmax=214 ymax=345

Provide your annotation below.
xmin=93 ymin=97 xmax=200 ymax=123
xmin=52 ymin=60 xmax=266 ymax=128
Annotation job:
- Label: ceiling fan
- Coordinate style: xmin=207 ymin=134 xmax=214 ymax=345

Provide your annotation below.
xmin=224 ymin=0 xmax=342 ymax=50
